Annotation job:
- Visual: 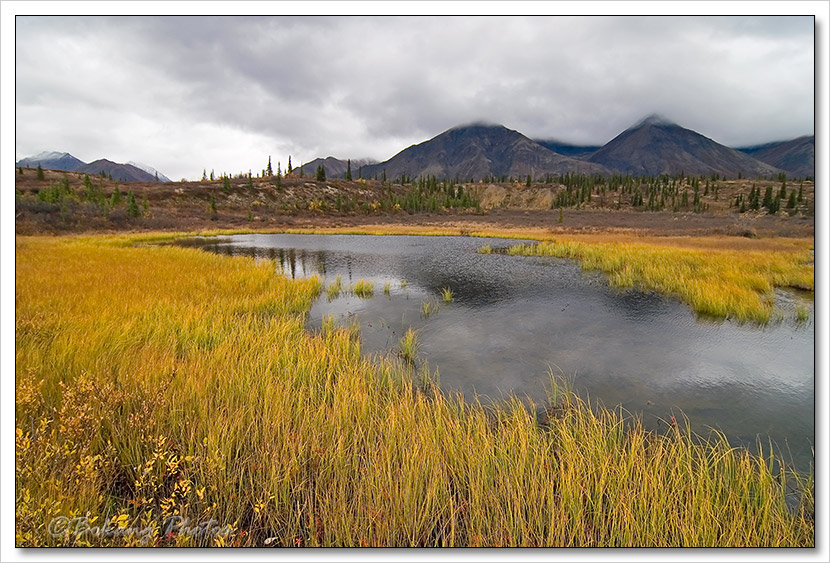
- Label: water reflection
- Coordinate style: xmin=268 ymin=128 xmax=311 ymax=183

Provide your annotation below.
xmin=180 ymin=233 xmax=815 ymax=471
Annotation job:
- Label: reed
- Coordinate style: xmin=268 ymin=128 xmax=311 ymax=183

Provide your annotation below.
xmin=384 ymin=281 xmax=392 ymax=296
xmin=420 ymin=300 xmax=438 ymax=318
xmin=504 ymin=239 xmax=813 ymax=323
xmin=15 ymin=234 xmax=813 ymax=547
xmin=398 ymin=327 xmax=419 ymax=365
xmin=441 ymin=287 xmax=454 ymax=303
xmin=352 ymin=279 xmax=374 ymax=298
xmin=327 ymin=274 xmax=342 ymax=300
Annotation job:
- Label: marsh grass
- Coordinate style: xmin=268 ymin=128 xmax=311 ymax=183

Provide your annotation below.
xmin=441 ymin=288 xmax=454 ymax=303
xmin=352 ymin=279 xmax=374 ymax=298
xmin=420 ymin=300 xmax=439 ymax=319
xmin=795 ymin=304 xmax=810 ymax=323
xmin=327 ymin=274 xmax=342 ymax=300
xmin=15 ymin=234 xmax=814 ymax=547
xmin=384 ymin=282 xmax=392 ymax=296
xmin=398 ymin=327 xmax=419 ymax=365
xmin=505 ymin=239 xmax=813 ymax=323
xmin=477 ymin=244 xmax=492 ymax=254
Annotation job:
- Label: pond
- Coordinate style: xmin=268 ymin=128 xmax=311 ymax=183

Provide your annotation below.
xmin=178 ymin=233 xmax=815 ymax=472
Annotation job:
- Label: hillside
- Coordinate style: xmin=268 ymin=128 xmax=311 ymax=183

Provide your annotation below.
xmin=16 ymin=151 xmax=85 ymax=172
xmin=17 ymin=152 xmax=168 ymax=182
xmin=357 ymin=123 xmax=611 ymax=181
xmin=736 ymin=136 xmax=814 ymax=178
xmin=587 ymin=115 xmax=784 ymax=178
xmin=295 ymin=157 xmax=378 ymax=179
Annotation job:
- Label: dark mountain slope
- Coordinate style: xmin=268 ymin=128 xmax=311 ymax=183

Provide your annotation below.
xmin=359 ymin=123 xmax=611 ymax=181
xmin=736 ymin=135 xmax=814 ymax=178
xmin=78 ymin=159 xmax=160 ymax=182
xmin=16 ymin=151 xmax=85 ymax=172
xmin=588 ymin=115 xmax=783 ymax=178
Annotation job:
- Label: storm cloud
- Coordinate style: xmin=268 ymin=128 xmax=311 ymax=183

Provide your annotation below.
xmin=15 ymin=14 xmax=815 ymax=180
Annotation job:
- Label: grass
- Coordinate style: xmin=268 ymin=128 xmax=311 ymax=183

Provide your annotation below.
xmin=795 ymin=304 xmax=810 ymax=322
xmin=398 ymin=327 xmax=419 ymax=365
xmin=327 ymin=274 xmax=342 ymax=300
xmin=384 ymin=281 xmax=392 ymax=296
xmin=14 ymin=234 xmax=814 ymax=547
xmin=504 ymin=238 xmax=813 ymax=324
xmin=352 ymin=279 xmax=374 ymax=298
xmin=441 ymin=288 xmax=454 ymax=304
xmin=477 ymin=244 xmax=492 ymax=254
xmin=420 ymin=301 xmax=438 ymax=319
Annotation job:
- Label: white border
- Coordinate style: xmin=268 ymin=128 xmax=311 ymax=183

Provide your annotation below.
xmin=3 ymin=3 xmax=828 ymax=562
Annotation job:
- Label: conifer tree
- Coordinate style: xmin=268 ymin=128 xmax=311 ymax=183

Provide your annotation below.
xmin=316 ymin=164 xmax=326 ymax=181
xmin=345 ymin=159 xmax=352 ymax=181
xmin=266 ymin=157 xmax=273 ymax=177
xmin=787 ymin=190 xmax=797 ymax=209
xmin=127 ymin=191 xmax=140 ymax=217
xmin=36 ymin=164 xmax=44 ymax=180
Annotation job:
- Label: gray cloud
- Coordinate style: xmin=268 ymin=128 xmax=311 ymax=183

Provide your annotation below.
xmin=15 ymin=14 xmax=815 ymax=180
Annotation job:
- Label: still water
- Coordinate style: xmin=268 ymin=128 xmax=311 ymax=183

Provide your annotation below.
xmin=179 ymin=233 xmax=815 ymax=471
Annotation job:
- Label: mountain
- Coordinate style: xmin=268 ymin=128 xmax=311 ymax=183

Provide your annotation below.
xmin=16 ymin=151 xmax=85 ymax=171
xmin=77 ymin=159 xmax=160 ymax=182
xmin=357 ymin=123 xmax=611 ymax=181
xmin=128 ymin=161 xmax=172 ymax=182
xmin=534 ymin=140 xmax=601 ymax=159
xmin=735 ymin=135 xmax=814 ymax=178
xmin=295 ymin=157 xmax=378 ymax=178
xmin=587 ymin=114 xmax=784 ymax=178
xmin=16 ymin=151 xmax=169 ymax=182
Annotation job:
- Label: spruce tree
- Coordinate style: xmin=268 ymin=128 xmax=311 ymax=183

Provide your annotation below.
xmin=287 ymin=156 xmax=292 ymax=174
xmin=127 ymin=191 xmax=140 ymax=217
xmin=316 ymin=165 xmax=326 ymax=181
xmin=345 ymin=159 xmax=352 ymax=181
xmin=266 ymin=157 xmax=273 ymax=177
xmin=787 ymin=190 xmax=797 ymax=208
xmin=36 ymin=164 xmax=44 ymax=180
xmin=526 ymin=174 xmax=531 ymax=187
xmin=762 ymin=185 xmax=774 ymax=210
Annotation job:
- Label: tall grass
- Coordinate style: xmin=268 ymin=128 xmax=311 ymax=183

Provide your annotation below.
xmin=327 ymin=274 xmax=342 ymax=300
xmin=441 ymin=287 xmax=454 ymax=303
xmin=352 ymin=279 xmax=374 ymax=298
xmin=15 ymin=235 xmax=813 ymax=547
xmin=505 ymin=239 xmax=813 ymax=323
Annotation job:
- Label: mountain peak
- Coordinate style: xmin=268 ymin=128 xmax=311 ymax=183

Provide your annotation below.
xmin=448 ymin=120 xmax=506 ymax=132
xmin=632 ymin=113 xmax=678 ymax=129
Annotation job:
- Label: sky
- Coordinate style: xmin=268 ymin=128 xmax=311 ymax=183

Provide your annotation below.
xmin=14 ymin=12 xmax=817 ymax=181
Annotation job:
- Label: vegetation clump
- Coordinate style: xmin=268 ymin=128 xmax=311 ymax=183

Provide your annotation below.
xmin=505 ymin=237 xmax=813 ymax=323
xmin=352 ymin=279 xmax=374 ymax=298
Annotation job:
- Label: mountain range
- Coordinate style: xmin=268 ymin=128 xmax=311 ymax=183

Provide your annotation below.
xmin=16 ymin=152 xmax=170 ymax=182
xmin=307 ymin=116 xmax=813 ymax=181
xmin=735 ymin=135 xmax=815 ymax=178
xmin=18 ymin=116 xmax=813 ymax=184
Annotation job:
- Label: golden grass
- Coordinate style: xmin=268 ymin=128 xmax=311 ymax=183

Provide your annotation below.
xmin=15 ymin=234 xmax=814 ymax=547
xmin=503 ymin=238 xmax=813 ymax=323
xmin=270 ymin=223 xmax=812 ymax=323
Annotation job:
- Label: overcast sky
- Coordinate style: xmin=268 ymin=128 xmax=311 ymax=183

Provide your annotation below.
xmin=15 ymin=14 xmax=816 ymax=181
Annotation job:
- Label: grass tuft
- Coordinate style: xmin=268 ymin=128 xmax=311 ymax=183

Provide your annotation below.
xmin=352 ymin=279 xmax=374 ymax=298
